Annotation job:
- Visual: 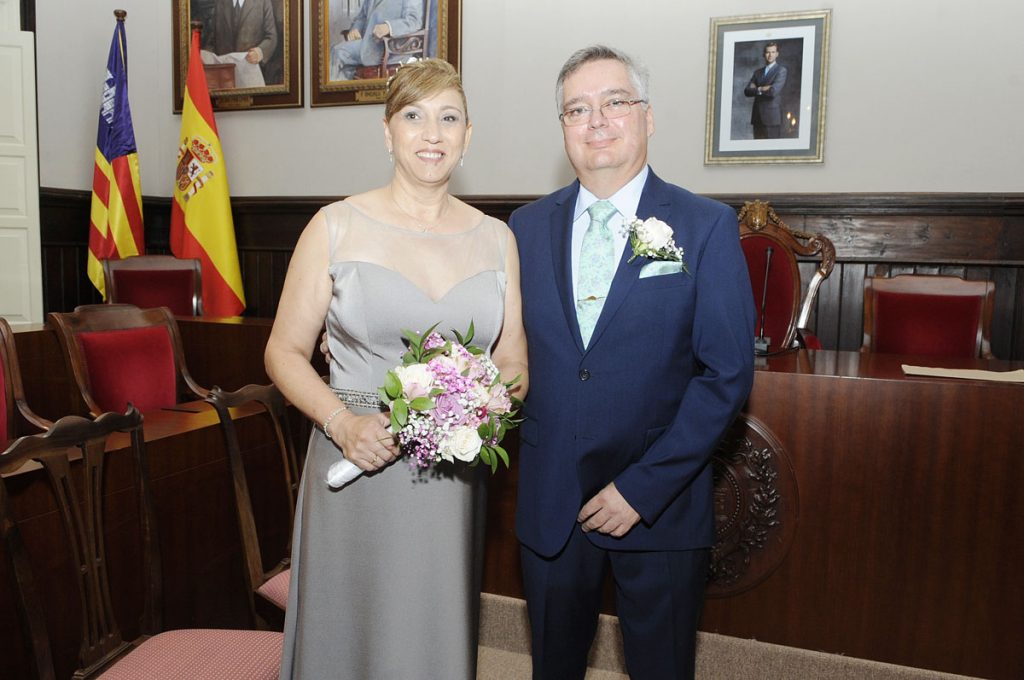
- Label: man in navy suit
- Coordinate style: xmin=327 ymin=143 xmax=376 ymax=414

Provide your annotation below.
xmin=509 ymin=45 xmax=754 ymax=680
xmin=744 ymin=41 xmax=788 ymax=139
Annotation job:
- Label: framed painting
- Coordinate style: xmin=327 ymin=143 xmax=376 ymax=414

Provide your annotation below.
xmin=172 ymin=0 xmax=303 ymax=112
xmin=311 ymin=0 xmax=461 ymax=107
xmin=705 ymin=9 xmax=831 ymax=164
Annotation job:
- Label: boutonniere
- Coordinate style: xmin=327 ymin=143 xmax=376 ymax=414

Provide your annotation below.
xmin=623 ymin=216 xmax=690 ymax=274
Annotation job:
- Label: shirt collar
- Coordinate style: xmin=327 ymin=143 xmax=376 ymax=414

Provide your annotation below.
xmin=573 ymin=165 xmax=650 ymax=223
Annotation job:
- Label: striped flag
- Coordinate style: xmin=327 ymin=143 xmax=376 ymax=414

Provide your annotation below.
xmin=88 ymin=12 xmax=144 ymax=298
xmin=170 ymin=25 xmax=246 ymax=317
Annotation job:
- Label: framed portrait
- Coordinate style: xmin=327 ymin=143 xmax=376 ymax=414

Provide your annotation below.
xmin=705 ymin=9 xmax=831 ymax=164
xmin=172 ymin=0 xmax=303 ymax=112
xmin=311 ymin=0 xmax=461 ymax=107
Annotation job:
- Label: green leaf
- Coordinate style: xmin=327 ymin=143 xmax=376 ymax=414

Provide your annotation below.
xmin=479 ymin=447 xmax=492 ymax=466
xmin=383 ymin=371 xmax=402 ymax=399
xmin=390 ymin=411 xmax=401 ymax=432
xmin=408 ymin=397 xmax=435 ymax=411
xmin=392 ymin=398 xmax=409 ymax=427
xmin=495 ymin=445 xmax=509 ymax=468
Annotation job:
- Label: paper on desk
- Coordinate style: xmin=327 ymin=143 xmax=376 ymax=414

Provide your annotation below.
xmin=901 ymin=365 xmax=1024 ymax=383
xmin=200 ymin=50 xmax=266 ymax=88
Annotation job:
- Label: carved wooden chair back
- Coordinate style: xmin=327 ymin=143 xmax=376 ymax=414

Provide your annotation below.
xmin=861 ymin=274 xmax=995 ymax=358
xmin=206 ymin=383 xmax=301 ymax=624
xmin=0 ymin=407 xmax=283 ymax=678
xmin=738 ymin=200 xmax=835 ymax=352
xmin=0 ymin=318 xmax=51 ymax=444
xmin=102 ymin=255 xmax=204 ymax=316
xmin=47 ymin=304 xmax=207 ymax=417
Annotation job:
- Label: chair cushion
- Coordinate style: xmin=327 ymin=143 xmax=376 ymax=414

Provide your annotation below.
xmin=113 ymin=269 xmax=197 ymax=316
xmin=99 ymin=629 xmax=283 ymax=679
xmin=257 ymin=568 xmax=291 ymax=610
xmin=874 ymin=291 xmax=983 ymax=358
xmin=78 ymin=326 xmax=178 ymax=412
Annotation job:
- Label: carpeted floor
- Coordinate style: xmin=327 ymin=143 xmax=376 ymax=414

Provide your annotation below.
xmin=476 ymin=593 xmax=982 ymax=680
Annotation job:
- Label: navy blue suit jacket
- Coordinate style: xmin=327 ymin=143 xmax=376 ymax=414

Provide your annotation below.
xmin=510 ymin=170 xmax=755 ymax=558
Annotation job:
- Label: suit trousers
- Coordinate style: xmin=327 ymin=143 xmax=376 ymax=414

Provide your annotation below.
xmin=521 ymin=524 xmax=709 ymax=680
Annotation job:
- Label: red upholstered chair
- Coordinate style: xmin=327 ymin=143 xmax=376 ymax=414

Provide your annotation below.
xmin=0 ymin=407 xmax=282 ymax=679
xmin=0 ymin=318 xmax=51 ymax=444
xmin=861 ymin=274 xmax=996 ymax=359
xmin=102 ymin=255 xmax=203 ymax=316
xmin=738 ymin=200 xmax=836 ymax=353
xmin=47 ymin=305 xmax=207 ymax=417
xmin=206 ymin=384 xmax=302 ymax=626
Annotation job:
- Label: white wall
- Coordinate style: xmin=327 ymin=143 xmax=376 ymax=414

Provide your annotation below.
xmin=36 ymin=0 xmax=1024 ymax=198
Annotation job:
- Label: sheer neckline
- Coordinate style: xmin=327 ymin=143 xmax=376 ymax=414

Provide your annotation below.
xmin=343 ymin=200 xmax=487 ymax=237
xmin=330 ymin=261 xmax=502 ymax=304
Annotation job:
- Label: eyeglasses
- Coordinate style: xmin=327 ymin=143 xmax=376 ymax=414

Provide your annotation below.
xmin=559 ymin=99 xmax=647 ymax=126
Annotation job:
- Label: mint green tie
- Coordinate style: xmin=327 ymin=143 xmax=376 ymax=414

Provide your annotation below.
xmin=576 ymin=200 xmax=618 ymax=347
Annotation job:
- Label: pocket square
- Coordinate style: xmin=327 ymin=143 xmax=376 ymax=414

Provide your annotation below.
xmin=639 ymin=261 xmax=684 ymax=278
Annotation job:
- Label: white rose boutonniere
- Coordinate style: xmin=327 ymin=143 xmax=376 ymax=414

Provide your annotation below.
xmin=623 ymin=216 xmax=690 ymax=274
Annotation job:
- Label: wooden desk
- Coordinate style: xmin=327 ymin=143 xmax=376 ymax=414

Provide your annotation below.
xmin=0 ymin=401 xmax=290 ymax=680
xmin=482 ymin=350 xmax=1023 ymax=679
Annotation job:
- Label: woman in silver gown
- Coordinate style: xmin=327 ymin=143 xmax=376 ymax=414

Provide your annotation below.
xmin=265 ymin=59 xmax=529 ymax=679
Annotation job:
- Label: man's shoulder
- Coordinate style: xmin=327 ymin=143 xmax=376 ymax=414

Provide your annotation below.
xmin=647 ymin=171 xmax=733 ymax=216
xmin=509 ymin=181 xmax=577 ymax=229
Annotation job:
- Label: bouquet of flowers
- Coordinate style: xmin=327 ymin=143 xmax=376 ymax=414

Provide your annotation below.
xmin=325 ymin=323 xmax=521 ymax=489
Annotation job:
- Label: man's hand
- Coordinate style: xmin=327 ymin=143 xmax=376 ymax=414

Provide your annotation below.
xmin=371 ymin=23 xmax=392 ymax=40
xmin=245 ymin=48 xmax=261 ymax=64
xmin=577 ymin=482 xmax=641 ymax=538
xmin=346 ymin=28 xmax=362 ymax=41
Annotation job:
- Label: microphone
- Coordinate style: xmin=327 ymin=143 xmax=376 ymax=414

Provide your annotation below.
xmin=754 ymin=246 xmax=773 ymax=355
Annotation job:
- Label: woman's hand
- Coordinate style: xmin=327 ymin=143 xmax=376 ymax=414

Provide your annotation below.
xmin=329 ymin=411 xmax=399 ymax=472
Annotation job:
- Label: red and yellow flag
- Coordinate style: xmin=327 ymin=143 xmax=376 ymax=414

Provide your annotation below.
xmin=88 ymin=13 xmax=144 ymax=298
xmin=170 ymin=26 xmax=245 ymax=317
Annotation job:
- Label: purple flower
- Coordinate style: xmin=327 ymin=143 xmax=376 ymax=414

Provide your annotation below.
xmin=432 ymin=392 xmax=465 ymax=425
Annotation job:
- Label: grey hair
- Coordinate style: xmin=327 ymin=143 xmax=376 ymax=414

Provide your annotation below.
xmin=554 ymin=45 xmax=650 ymax=113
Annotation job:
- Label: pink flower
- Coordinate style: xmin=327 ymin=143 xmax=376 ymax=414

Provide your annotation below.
xmin=432 ymin=392 xmax=465 ymax=425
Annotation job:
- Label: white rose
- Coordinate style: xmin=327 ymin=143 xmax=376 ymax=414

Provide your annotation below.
xmin=640 ymin=218 xmax=674 ymax=250
xmin=442 ymin=427 xmax=483 ymax=462
xmin=394 ymin=364 xmax=433 ymax=399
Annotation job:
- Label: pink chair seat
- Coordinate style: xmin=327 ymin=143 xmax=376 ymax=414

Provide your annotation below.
xmin=257 ymin=569 xmax=291 ymax=610
xmin=99 ymin=629 xmax=283 ymax=679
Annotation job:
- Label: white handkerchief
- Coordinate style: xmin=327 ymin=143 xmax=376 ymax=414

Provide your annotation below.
xmin=326 ymin=459 xmax=363 ymax=489
xmin=901 ymin=365 xmax=1024 ymax=383
xmin=639 ymin=260 xmax=684 ymax=278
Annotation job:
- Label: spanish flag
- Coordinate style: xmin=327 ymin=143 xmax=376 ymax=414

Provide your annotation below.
xmin=170 ymin=25 xmax=246 ymax=317
xmin=88 ymin=11 xmax=144 ymax=298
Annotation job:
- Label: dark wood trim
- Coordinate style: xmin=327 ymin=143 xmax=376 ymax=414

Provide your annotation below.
xmin=40 ymin=189 xmax=1024 ymax=359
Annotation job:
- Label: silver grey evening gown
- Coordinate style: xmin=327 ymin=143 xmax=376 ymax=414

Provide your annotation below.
xmin=280 ymin=201 xmax=509 ymax=680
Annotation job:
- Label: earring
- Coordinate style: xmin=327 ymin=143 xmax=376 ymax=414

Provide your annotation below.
xmin=388 ymin=149 xmax=394 ymax=163
xmin=459 ymin=155 xmax=464 ymax=168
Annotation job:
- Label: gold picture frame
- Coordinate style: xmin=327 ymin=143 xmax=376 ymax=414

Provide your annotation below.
xmin=311 ymin=0 xmax=461 ymax=107
xmin=705 ymin=9 xmax=831 ymax=164
xmin=172 ymin=0 xmax=303 ymax=112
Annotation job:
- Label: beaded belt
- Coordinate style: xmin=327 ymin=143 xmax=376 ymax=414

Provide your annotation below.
xmin=330 ymin=387 xmax=381 ymax=410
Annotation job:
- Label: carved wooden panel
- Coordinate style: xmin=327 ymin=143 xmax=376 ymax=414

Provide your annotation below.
xmin=707 ymin=413 xmax=798 ymax=597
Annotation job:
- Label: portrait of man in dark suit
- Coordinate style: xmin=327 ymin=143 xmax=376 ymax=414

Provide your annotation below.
xmin=190 ymin=0 xmax=285 ymax=88
xmin=744 ymin=41 xmax=787 ymax=138
xmin=727 ymin=37 xmax=804 ymax=142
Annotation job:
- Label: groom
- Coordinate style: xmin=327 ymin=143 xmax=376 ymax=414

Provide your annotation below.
xmin=509 ymin=45 xmax=755 ymax=679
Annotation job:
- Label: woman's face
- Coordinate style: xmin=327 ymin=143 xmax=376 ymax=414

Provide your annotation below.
xmin=384 ymin=88 xmax=472 ymax=187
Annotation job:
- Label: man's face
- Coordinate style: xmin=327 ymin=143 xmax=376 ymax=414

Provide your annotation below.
xmin=764 ymin=45 xmax=779 ymax=64
xmin=560 ymin=59 xmax=653 ymax=190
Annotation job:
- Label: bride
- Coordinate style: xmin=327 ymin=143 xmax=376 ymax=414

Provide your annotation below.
xmin=265 ymin=58 xmax=528 ymax=679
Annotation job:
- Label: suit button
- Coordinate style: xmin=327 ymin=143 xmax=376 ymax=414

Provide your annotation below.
xmin=579 ymin=369 xmax=590 ymax=381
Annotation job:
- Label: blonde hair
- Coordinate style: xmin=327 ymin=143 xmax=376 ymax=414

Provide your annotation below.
xmin=385 ymin=59 xmax=468 ymax=121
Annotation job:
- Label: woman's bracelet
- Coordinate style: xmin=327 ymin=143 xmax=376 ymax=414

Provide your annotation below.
xmin=322 ymin=404 xmax=349 ymax=441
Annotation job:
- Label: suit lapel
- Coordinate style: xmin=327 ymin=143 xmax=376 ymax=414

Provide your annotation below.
xmin=548 ymin=183 xmax=586 ymax=354
xmin=585 ymin=172 xmax=674 ymax=351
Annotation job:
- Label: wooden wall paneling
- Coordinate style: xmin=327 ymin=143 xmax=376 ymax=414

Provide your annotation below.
xmin=37 ymin=190 xmax=1024 ymax=359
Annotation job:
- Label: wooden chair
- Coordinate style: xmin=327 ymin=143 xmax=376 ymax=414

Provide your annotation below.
xmin=0 ymin=317 xmax=51 ymax=444
xmin=47 ymin=304 xmax=207 ymax=417
xmin=0 ymin=407 xmax=282 ymax=679
xmin=102 ymin=255 xmax=204 ymax=316
xmin=861 ymin=274 xmax=996 ymax=358
xmin=206 ymin=383 xmax=302 ymax=626
xmin=738 ymin=200 xmax=836 ymax=353
xmin=355 ymin=0 xmax=430 ymax=79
